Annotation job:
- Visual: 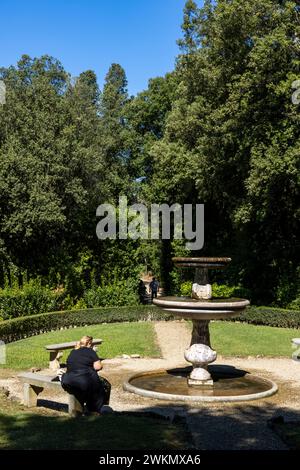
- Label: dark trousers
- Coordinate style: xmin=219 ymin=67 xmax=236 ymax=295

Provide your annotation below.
xmin=151 ymin=291 xmax=157 ymax=300
xmin=61 ymin=369 xmax=110 ymax=412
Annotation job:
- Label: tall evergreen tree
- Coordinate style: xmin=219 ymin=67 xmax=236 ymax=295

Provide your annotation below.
xmin=98 ymin=63 xmax=131 ymax=197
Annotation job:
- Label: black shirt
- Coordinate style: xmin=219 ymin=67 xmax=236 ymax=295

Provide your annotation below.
xmin=66 ymin=347 xmax=100 ymax=372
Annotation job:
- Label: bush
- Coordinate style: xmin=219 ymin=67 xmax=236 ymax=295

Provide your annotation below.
xmin=0 ymin=280 xmax=64 ymax=320
xmin=0 ymin=276 xmax=141 ymax=319
xmin=83 ymin=278 xmax=139 ymax=307
xmin=0 ymin=306 xmax=174 ymax=343
xmin=179 ymin=282 xmax=251 ymax=299
xmin=180 ymin=281 xmax=192 ymax=296
xmin=287 ymin=295 xmax=300 ymax=310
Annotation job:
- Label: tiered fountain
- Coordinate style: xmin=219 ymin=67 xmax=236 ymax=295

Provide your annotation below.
xmin=124 ymin=257 xmax=277 ymax=402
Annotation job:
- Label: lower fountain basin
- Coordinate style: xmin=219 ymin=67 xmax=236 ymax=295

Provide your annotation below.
xmin=123 ymin=365 xmax=278 ymax=403
xmin=153 ymin=296 xmax=250 ymax=320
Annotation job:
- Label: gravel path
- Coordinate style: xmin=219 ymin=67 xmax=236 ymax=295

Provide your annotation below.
xmin=1 ymin=320 xmax=300 ymax=450
xmin=154 ymin=321 xmax=191 ymax=362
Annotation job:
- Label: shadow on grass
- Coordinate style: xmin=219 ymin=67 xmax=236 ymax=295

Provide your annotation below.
xmin=0 ymin=399 xmax=191 ymax=450
xmin=269 ymin=419 xmax=300 ymax=450
xmin=1 ymin=398 xmax=300 ymax=450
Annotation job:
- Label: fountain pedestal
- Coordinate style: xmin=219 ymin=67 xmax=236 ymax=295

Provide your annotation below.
xmin=185 ymin=266 xmax=215 ymax=385
xmin=184 ymin=343 xmax=216 ymax=386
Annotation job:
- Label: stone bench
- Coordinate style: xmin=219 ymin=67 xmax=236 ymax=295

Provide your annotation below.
xmin=45 ymin=339 xmax=103 ymax=370
xmin=292 ymin=338 xmax=300 ymax=361
xmin=18 ymin=372 xmax=83 ymax=417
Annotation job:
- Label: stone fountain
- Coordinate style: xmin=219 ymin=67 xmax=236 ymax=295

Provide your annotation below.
xmin=123 ymin=257 xmax=278 ymax=402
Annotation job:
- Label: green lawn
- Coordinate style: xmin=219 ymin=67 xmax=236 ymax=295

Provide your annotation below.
xmin=0 ymin=391 xmax=189 ymax=450
xmin=2 ymin=320 xmax=299 ymax=371
xmin=2 ymin=322 xmax=161 ymax=370
xmin=195 ymin=321 xmax=299 ymax=357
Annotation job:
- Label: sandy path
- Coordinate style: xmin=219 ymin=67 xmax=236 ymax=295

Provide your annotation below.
xmin=154 ymin=321 xmax=191 ymax=362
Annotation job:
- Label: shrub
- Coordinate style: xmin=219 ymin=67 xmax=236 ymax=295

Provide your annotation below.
xmin=0 ymin=280 xmax=64 ymax=320
xmin=179 ymin=282 xmax=251 ymax=299
xmin=0 ymin=276 xmax=142 ymax=319
xmin=180 ymin=281 xmax=192 ymax=296
xmin=0 ymin=306 xmax=174 ymax=343
xmin=211 ymin=283 xmax=236 ymax=298
xmin=72 ymin=298 xmax=88 ymax=310
xmin=83 ymin=278 xmax=139 ymax=307
xmin=212 ymin=283 xmax=251 ymax=299
xmin=287 ymin=295 xmax=300 ymax=310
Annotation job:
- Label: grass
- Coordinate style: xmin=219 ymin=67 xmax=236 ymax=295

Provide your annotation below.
xmin=194 ymin=321 xmax=299 ymax=357
xmin=2 ymin=322 xmax=161 ymax=370
xmin=2 ymin=320 xmax=299 ymax=370
xmin=0 ymin=391 xmax=189 ymax=450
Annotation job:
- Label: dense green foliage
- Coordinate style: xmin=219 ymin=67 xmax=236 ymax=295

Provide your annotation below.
xmin=180 ymin=281 xmax=250 ymax=299
xmin=0 ymin=1 xmax=299 ymax=312
xmin=0 ymin=279 xmax=63 ymax=320
xmin=0 ymin=273 xmax=141 ymax=319
xmin=83 ymin=278 xmax=139 ymax=308
xmin=144 ymin=0 xmax=300 ymax=304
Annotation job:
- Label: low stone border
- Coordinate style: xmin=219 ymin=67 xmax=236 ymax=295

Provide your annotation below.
xmin=123 ymin=369 xmax=278 ymax=403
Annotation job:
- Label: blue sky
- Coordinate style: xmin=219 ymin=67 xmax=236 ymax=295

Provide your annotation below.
xmin=0 ymin=0 xmax=200 ymax=96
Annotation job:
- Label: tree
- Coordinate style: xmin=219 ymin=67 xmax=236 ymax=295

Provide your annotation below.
xmin=97 ymin=64 xmax=131 ymax=198
xmin=146 ymin=0 xmax=300 ymax=304
xmin=0 ymin=56 xmax=109 ymax=284
xmin=125 ymin=72 xmax=178 ymax=181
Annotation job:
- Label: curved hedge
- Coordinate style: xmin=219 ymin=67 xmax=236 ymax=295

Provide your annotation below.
xmin=0 ymin=305 xmax=174 ymax=343
xmin=0 ymin=304 xmax=299 ymax=344
xmin=233 ymin=306 xmax=300 ymax=329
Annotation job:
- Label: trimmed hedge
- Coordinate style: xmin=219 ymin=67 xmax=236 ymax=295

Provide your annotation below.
xmin=234 ymin=306 xmax=300 ymax=328
xmin=0 ymin=305 xmax=174 ymax=343
xmin=0 ymin=304 xmax=299 ymax=344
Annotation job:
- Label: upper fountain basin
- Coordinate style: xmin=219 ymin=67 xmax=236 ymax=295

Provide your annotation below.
xmin=172 ymin=257 xmax=231 ymax=269
xmin=153 ymin=296 xmax=250 ymax=320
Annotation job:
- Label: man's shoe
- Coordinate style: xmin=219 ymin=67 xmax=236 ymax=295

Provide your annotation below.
xmin=101 ymin=405 xmax=114 ymax=414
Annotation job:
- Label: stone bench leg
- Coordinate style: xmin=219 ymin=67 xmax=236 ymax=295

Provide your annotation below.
xmin=49 ymin=351 xmax=63 ymax=370
xmin=23 ymin=384 xmax=44 ymax=407
xmin=68 ymin=394 xmax=83 ymax=417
